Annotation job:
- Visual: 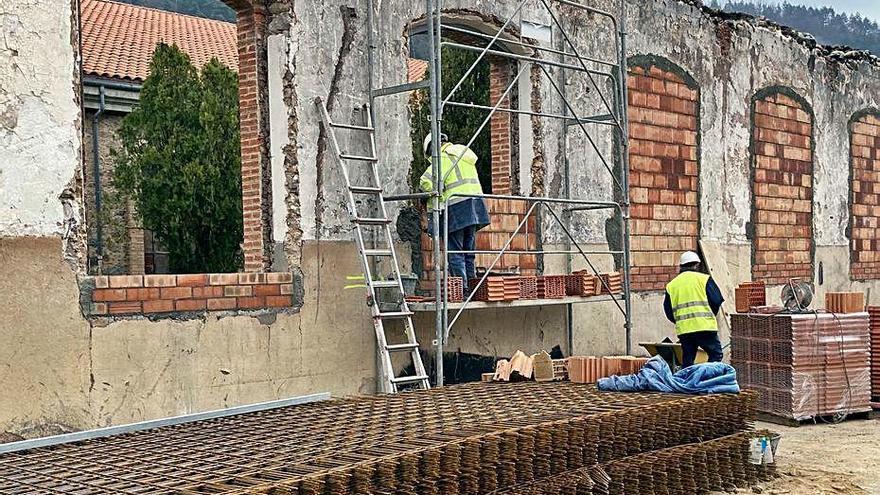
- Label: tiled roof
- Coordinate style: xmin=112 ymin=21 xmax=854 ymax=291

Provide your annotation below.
xmin=407 ymin=58 xmax=428 ymax=83
xmin=81 ymin=0 xmax=238 ymax=82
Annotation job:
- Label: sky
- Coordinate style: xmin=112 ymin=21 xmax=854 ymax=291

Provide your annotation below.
xmin=718 ymin=0 xmax=880 ymax=22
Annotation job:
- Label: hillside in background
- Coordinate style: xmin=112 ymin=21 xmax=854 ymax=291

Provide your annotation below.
xmin=708 ymin=1 xmax=880 ymax=54
xmin=114 ymin=0 xmax=235 ymax=22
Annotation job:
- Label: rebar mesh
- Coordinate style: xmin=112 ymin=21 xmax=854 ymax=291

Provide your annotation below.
xmin=0 ymin=382 xmax=756 ymax=494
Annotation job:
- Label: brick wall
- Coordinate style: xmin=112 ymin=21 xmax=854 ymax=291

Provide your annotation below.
xmin=751 ymin=90 xmax=814 ymax=284
xmin=627 ymin=62 xmax=700 ymax=291
xmin=82 ymin=272 xmax=294 ymax=316
xmin=228 ymin=1 xmax=269 ymax=273
xmin=489 ymin=58 xmax=512 ymax=195
xmin=850 ymin=112 xmax=880 ymax=280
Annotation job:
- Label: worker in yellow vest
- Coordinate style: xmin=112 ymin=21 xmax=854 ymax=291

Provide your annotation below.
xmin=663 ymin=251 xmax=725 ymax=367
xmin=419 ymin=133 xmax=489 ymax=290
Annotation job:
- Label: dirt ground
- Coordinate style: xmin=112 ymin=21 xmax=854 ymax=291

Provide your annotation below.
xmin=731 ymin=419 xmax=880 ymax=494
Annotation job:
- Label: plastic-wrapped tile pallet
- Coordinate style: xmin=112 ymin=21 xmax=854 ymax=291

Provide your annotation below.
xmin=869 ymin=307 xmax=880 ymax=402
xmin=730 ymin=312 xmax=872 ymax=421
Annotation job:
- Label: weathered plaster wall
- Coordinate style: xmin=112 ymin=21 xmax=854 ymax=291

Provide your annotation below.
xmin=0 ymin=0 xmax=82 ymax=239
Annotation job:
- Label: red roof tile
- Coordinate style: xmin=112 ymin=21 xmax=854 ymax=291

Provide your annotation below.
xmin=81 ymin=0 xmax=238 ymax=82
xmin=408 ymin=58 xmax=428 ymax=83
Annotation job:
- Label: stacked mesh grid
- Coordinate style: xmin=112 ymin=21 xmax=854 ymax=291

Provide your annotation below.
xmin=869 ymin=307 xmax=880 ymax=400
xmin=731 ymin=312 xmax=871 ymax=420
xmin=0 ymin=382 xmax=763 ymax=494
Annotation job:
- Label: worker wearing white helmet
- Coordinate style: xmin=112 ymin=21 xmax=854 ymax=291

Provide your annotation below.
xmin=663 ymin=251 xmax=725 ymax=367
xmin=419 ymin=133 xmax=489 ymax=290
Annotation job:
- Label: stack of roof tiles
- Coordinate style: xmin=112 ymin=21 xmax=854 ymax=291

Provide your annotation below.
xmin=598 ymin=272 xmax=623 ymax=295
xmin=537 ymin=275 xmax=567 ymax=299
xmin=869 ymin=307 xmax=880 ymax=401
xmin=731 ymin=313 xmax=871 ymax=420
xmin=0 ymin=382 xmax=769 ymax=494
xmin=565 ymin=271 xmax=600 ymax=296
xmin=568 ymin=356 xmax=650 ymax=384
xmin=735 ymin=281 xmax=766 ymax=313
xmin=825 ymin=292 xmax=865 ymax=314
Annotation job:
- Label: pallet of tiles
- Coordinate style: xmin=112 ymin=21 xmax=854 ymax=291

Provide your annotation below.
xmin=537 ymin=275 xmax=566 ymax=299
xmin=502 ymin=276 xmax=521 ymax=301
xmin=825 ymin=291 xmax=865 ymax=314
xmin=0 ymin=382 xmax=762 ymax=495
xmin=731 ymin=312 xmax=871 ymax=421
xmin=565 ymin=271 xmax=600 ymax=297
xmin=869 ymin=306 xmax=880 ymax=401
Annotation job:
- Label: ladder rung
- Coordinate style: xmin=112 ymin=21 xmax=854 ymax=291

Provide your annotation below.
xmin=331 ymin=122 xmax=375 ymax=132
xmin=341 ymin=153 xmax=378 ymax=162
xmin=349 ymin=185 xmax=382 ymax=194
xmin=377 ymin=311 xmax=413 ymax=319
xmin=354 ymin=217 xmax=391 ymax=225
xmin=372 ymin=280 xmax=399 ymax=289
xmin=364 ymin=249 xmax=393 ymax=257
xmin=386 ymin=343 xmax=419 ymax=352
xmin=391 ymin=375 xmax=430 ymax=385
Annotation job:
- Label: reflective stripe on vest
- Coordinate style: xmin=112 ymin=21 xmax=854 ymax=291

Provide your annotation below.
xmin=665 ymin=271 xmax=718 ymax=335
xmin=421 ymin=143 xmax=484 ymax=207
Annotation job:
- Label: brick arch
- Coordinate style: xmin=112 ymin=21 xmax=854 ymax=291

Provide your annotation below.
xmin=749 ymin=86 xmax=814 ymax=284
xmin=625 ymin=55 xmax=701 ymax=292
xmin=848 ymin=108 xmax=880 ymax=280
xmin=220 ymin=0 xmax=271 ymax=272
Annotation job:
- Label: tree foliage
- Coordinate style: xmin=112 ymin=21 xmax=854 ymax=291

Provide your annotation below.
xmin=409 ymin=46 xmax=493 ymax=194
xmin=709 ymin=1 xmax=880 ymax=55
xmin=115 ymin=0 xmax=235 ymax=22
xmin=114 ymin=43 xmax=243 ymax=273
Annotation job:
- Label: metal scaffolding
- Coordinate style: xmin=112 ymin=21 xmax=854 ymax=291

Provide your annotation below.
xmin=368 ymin=0 xmax=633 ymax=387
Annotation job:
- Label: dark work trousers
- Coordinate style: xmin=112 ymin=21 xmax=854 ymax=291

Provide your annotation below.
xmin=679 ymin=330 xmax=724 ymax=367
xmin=446 ymin=225 xmax=477 ymax=288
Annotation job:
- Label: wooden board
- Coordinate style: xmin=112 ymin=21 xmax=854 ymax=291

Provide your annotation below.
xmin=698 ymin=240 xmax=734 ymax=337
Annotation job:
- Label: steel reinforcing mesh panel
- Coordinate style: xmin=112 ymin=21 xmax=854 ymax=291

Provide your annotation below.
xmin=0 ymin=382 xmax=756 ymax=494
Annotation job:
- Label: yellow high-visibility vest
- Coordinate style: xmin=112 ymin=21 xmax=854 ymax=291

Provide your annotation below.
xmin=666 ymin=271 xmax=719 ymax=335
xmin=419 ymin=143 xmax=484 ymax=208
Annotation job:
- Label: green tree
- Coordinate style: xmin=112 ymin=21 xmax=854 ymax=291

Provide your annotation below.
xmin=114 ymin=43 xmax=243 ymax=273
xmin=409 ymin=46 xmax=493 ymax=194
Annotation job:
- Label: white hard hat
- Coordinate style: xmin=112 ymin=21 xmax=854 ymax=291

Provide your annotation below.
xmin=422 ymin=133 xmax=448 ymax=156
xmin=679 ymin=251 xmax=701 ymax=266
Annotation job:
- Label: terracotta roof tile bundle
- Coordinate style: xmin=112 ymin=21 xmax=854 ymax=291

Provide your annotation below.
xmin=565 ymin=271 xmax=600 ymax=296
xmin=537 ymin=275 xmax=567 ymax=299
xmin=0 ymin=382 xmax=763 ymax=494
xmin=869 ymin=307 xmax=880 ymax=400
xmin=825 ymin=292 xmax=865 ymax=314
xmin=735 ymin=281 xmax=766 ymax=313
xmin=731 ymin=313 xmax=872 ymax=420
xmin=598 ymin=272 xmax=623 ymax=295
xmin=568 ymin=356 xmax=650 ymax=384
xmin=81 ymin=0 xmax=238 ymax=82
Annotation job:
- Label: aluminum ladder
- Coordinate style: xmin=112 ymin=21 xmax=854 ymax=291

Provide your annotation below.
xmin=315 ymin=97 xmax=431 ymax=393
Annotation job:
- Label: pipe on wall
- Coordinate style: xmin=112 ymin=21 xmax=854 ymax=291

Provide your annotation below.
xmin=92 ymin=85 xmax=106 ymax=273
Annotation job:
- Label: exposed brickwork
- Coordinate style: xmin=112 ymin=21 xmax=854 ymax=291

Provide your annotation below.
xmin=230 ymin=1 xmax=270 ymax=273
xmin=489 ymin=58 xmax=512 ymax=195
xmin=751 ymin=90 xmax=814 ymax=284
xmin=83 ymin=272 xmax=294 ymax=316
xmin=419 ymin=199 xmax=537 ymax=293
xmin=850 ymin=112 xmax=880 ymax=280
xmin=626 ymin=63 xmax=700 ymax=291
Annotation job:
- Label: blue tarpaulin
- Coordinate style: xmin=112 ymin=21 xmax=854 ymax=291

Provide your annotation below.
xmin=597 ymin=355 xmax=740 ymax=394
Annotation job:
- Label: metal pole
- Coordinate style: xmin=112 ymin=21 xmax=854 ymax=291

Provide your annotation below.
xmin=427 ymin=0 xmax=444 ymax=387
xmin=557 ymin=18 xmax=574 ymax=357
xmin=92 ymin=85 xmax=106 ymax=274
xmin=617 ymin=0 xmax=634 ymax=355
